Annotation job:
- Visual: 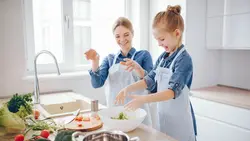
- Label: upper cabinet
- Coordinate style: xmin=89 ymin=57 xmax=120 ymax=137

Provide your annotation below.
xmin=206 ymin=0 xmax=250 ymax=50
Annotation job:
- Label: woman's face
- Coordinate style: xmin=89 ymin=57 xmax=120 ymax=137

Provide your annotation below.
xmin=114 ymin=26 xmax=133 ymax=51
xmin=153 ymin=27 xmax=181 ymax=53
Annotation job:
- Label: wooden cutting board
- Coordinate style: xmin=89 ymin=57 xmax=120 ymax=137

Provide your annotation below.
xmin=64 ymin=115 xmax=103 ymax=132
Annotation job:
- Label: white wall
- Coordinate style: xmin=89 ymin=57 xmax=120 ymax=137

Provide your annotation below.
xmin=0 ymin=0 xmax=105 ymax=104
xmin=185 ymin=0 xmax=221 ymax=89
xmin=219 ymin=51 xmax=250 ymax=90
xmin=0 ymin=1 xmax=4 ymax=93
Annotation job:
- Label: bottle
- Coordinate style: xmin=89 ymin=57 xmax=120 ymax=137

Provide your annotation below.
xmin=91 ymin=100 xmax=99 ymax=119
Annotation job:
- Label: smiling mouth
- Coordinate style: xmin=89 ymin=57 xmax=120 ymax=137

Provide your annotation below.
xmin=120 ymin=42 xmax=128 ymax=46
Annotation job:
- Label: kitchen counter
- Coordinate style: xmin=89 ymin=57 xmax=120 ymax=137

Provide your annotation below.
xmin=191 ymin=85 xmax=250 ymax=110
xmin=1 ymin=92 xmax=176 ymax=141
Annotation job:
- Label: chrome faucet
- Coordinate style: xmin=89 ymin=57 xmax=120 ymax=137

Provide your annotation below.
xmin=34 ymin=50 xmax=61 ymax=104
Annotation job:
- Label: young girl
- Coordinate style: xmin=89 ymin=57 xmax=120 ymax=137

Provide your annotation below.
xmin=85 ymin=17 xmax=153 ymax=126
xmin=115 ymin=5 xmax=197 ymax=141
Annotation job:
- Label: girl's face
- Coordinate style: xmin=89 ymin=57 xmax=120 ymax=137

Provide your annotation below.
xmin=153 ymin=27 xmax=181 ymax=53
xmin=114 ymin=26 xmax=133 ymax=51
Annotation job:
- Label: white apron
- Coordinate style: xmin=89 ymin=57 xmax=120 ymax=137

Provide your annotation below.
xmin=105 ymin=51 xmax=152 ymax=126
xmin=155 ymin=48 xmax=195 ymax=141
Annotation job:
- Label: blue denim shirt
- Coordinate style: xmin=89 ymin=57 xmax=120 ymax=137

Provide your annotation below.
xmin=89 ymin=47 xmax=153 ymax=88
xmin=144 ymin=45 xmax=197 ymax=135
xmin=144 ymin=45 xmax=193 ymax=98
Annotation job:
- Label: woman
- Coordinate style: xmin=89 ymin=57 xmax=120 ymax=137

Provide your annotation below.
xmin=85 ymin=17 xmax=154 ymax=126
xmin=115 ymin=6 xmax=197 ymax=141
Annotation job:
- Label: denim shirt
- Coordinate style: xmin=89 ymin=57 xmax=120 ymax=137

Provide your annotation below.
xmin=144 ymin=45 xmax=197 ymax=136
xmin=144 ymin=45 xmax=193 ymax=98
xmin=89 ymin=47 xmax=153 ymax=88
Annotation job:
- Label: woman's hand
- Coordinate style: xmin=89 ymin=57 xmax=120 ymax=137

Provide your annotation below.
xmin=124 ymin=95 xmax=146 ymax=111
xmin=121 ymin=58 xmax=145 ymax=78
xmin=115 ymin=88 xmax=128 ymax=105
xmin=84 ymin=49 xmax=99 ymax=72
xmin=84 ymin=49 xmax=99 ymax=61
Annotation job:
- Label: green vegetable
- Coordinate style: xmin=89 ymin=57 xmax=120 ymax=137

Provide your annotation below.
xmin=111 ymin=112 xmax=129 ymax=120
xmin=0 ymin=104 xmax=26 ymax=135
xmin=7 ymin=93 xmax=33 ymax=119
xmin=54 ymin=130 xmax=75 ymax=141
xmin=26 ymin=117 xmax=58 ymax=133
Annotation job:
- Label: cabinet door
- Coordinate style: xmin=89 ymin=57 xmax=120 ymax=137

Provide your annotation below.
xmin=190 ymin=97 xmax=250 ymax=130
xmin=223 ymin=13 xmax=250 ymax=49
xmin=225 ymin=0 xmax=250 ymax=15
xmin=207 ymin=0 xmax=225 ymax=17
xmin=196 ymin=115 xmax=250 ymax=141
xmin=206 ymin=17 xmax=224 ymax=49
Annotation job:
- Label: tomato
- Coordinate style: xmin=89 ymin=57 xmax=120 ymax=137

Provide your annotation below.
xmin=77 ymin=123 xmax=83 ymax=127
xmin=40 ymin=130 xmax=50 ymax=138
xmin=75 ymin=115 xmax=83 ymax=121
xmin=33 ymin=109 xmax=40 ymax=119
xmin=14 ymin=134 xmax=24 ymax=141
xmin=82 ymin=116 xmax=90 ymax=122
xmin=94 ymin=114 xmax=101 ymax=120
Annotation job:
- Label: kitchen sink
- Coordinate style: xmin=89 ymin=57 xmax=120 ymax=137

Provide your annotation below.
xmin=35 ymin=92 xmax=106 ymax=118
xmin=38 ymin=99 xmax=91 ymax=118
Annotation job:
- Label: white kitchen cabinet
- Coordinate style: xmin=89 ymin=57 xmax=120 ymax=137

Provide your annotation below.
xmin=195 ymin=115 xmax=250 ymax=141
xmin=223 ymin=13 xmax=250 ymax=48
xmin=206 ymin=0 xmax=250 ymax=50
xmin=206 ymin=0 xmax=225 ymax=17
xmin=190 ymin=97 xmax=250 ymax=141
xmin=225 ymin=0 xmax=250 ymax=15
xmin=206 ymin=17 xmax=224 ymax=49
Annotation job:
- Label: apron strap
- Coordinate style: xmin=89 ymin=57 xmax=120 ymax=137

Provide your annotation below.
xmin=169 ymin=47 xmax=185 ymax=70
xmin=112 ymin=53 xmax=119 ymax=65
xmin=131 ymin=51 xmax=137 ymax=60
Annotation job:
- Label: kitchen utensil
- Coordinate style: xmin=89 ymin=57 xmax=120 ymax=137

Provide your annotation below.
xmin=72 ymin=130 xmax=140 ymax=141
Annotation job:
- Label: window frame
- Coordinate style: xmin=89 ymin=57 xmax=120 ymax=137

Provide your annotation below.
xmin=23 ymin=0 xmax=132 ymax=75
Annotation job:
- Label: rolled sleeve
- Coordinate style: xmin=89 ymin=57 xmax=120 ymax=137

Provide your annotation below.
xmin=168 ymin=54 xmax=193 ymax=99
xmin=144 ymin=53 xmax=164 ymax=92
xmin=144 ymin=70 xmax=156 ymax=92
xmin=88 ymin=56 xmax=110 ymax=88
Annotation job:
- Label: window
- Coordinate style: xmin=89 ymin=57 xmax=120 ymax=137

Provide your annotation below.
xmin=23 ymin=0 xmax=127 ymax=74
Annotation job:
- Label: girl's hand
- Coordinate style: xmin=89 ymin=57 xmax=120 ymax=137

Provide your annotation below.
xmin=124 ymin=95 xmax=146 ymax=111
xmin=115 ymin=88 xmax=128 ymax=105
xmin=84 ymin=49 xmax=99 ymax=61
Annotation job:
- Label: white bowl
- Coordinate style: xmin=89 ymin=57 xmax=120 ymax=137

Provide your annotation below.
xmin=98 ymin=106 xmax=147 ymax=132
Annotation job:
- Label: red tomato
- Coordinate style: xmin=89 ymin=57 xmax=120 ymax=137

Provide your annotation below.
xmin=82 ymin=116 xmax=90 ymax=121
xmin=33 ymin=109 xmax=40 ymax=119
xmin=14 ymin=134 xmax=24 ymax=141
xmin=75 ymin=115 xmax=83 ymax=121
xmin=40 ymin=130 xmax=50 ymax=138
